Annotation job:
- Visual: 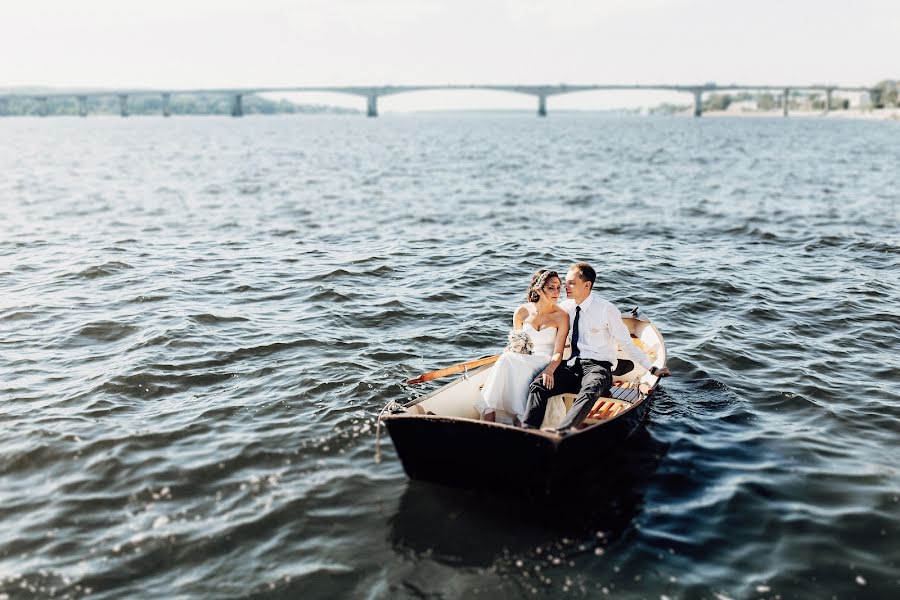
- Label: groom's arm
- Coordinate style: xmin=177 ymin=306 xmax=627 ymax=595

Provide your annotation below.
xmin=606 ymin=305 xmax=654 ymax=371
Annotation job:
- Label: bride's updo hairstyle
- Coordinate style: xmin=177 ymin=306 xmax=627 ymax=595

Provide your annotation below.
xmin=527 ymin=269 xmax=559 ymax=303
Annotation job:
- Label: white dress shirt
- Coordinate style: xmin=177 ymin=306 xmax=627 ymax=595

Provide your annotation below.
xmin=561 ymin=294 xmax=653 ymax=370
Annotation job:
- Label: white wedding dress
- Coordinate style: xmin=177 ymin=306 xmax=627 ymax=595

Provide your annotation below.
xmin=474 ymin=323 xmax=558 ymax=423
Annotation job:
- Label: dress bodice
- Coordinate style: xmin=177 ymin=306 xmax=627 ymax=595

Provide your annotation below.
xmin=523 ymin=323 xmax=557 ymax=356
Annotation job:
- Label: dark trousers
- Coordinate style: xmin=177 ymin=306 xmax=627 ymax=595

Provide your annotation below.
xmin=523 ymin=359 xmax=612 ymax=429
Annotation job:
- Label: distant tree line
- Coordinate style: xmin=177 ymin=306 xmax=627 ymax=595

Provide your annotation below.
xmin=648 ymin=103 xmax=690 ymax=115
xmin=870 ymin=80 xmax=899 ymax=108
xmin=700 ymin=79 xmax=900 ymax=112
xmin=0 ymin=93 xmax=359 ymax=116
xmin=650 ymin=80 xmax=900 ymax=115
xmin=701 ymin=92 xmax=849 ymax=112
xmin=647 ymin=91 xmax=853 ymax=116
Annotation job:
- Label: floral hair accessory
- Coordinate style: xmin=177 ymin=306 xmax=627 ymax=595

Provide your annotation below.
xmin=527 ymin=269 xmax=559 ymax=303
xmin=531 ymin=270 xmax=553 ymax=293
xmin=506 ymin=329 xmax=533 ymax=355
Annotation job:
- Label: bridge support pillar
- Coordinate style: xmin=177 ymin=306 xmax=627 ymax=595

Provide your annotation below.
xmin=782 ymin=88 xmax=790 ymax=117
xmin=118 ymin=94 xmax=129 ymax=117
xmin=367 ymin=94 xmax=378 ymax=117
xmin=161 ymin=93 xmax=171 ymax=117
xmin=231 ymin=94 xmax=243 ymax=117
xmin=77 ymin=96 xmax=88 ymax=117
xmin=37 ymin=97 xmax=48 ymax=117
xmin=693 ymin=89 xmax=703 ymax=117
xmin=824 ymin=89 xmax=833 ymax=114
xmin=537 ymin=94 xmax=547 ymax=117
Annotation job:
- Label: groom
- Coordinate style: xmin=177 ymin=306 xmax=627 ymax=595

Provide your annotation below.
xmin=522 ymin=262 xmax=670 ymax=431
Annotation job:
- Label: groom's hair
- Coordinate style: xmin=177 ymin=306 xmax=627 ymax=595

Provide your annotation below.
xmin=570 ymin=262 xmax=596 ymax=290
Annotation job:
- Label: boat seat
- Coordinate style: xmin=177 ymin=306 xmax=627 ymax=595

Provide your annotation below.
xmin=584 ymin=399 xmax=631 ymax=423
xmin=607 ymin=383 xmax=642 ymax=403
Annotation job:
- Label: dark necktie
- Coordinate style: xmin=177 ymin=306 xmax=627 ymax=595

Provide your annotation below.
xmin=571 ymin=306 xmax=581 ymax=359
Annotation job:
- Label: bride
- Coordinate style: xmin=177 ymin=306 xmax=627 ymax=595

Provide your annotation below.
xmin=475 ymin=269 xmax=570 ymax=424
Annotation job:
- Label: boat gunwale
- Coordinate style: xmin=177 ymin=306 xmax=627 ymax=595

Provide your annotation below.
xmin=401 ymin=362 xmax=493 ymax=408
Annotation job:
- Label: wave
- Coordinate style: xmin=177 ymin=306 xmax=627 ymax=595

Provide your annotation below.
xmin=75 ymin=261 xmax=134 ymax=278
xmin=188 ymin=313 xmax=250 ymax=325
xmin=75 ymin=320 xmax=138 ymax=342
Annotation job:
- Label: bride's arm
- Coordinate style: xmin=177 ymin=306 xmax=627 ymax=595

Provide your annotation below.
xmin=547 ymin=313 xmax=569 ymax=372
xmin=537 ymin=313 xmax=568 ymax=390
xmin=539 ymin=311 xmax=570 ymax=387
xmin=512 ymin=305 xmax=529 ymax=330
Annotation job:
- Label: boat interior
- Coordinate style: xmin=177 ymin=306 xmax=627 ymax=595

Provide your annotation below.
xmin=404 ymin=317 xmax=667 ymax=429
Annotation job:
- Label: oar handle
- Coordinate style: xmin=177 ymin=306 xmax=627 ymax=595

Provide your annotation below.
xmin=406 ymin=355 xmax=500 ymax=385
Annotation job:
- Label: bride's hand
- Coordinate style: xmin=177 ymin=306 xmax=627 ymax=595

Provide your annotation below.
xmin=541 ymin=369 xmax=554 ymax=389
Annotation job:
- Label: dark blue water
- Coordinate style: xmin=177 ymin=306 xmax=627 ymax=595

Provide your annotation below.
xmin=1 ymin=114 xmax=898 ymax=599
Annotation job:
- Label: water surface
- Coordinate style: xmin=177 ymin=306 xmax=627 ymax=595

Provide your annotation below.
xmin=1 ymin=114 xmax=898 ymax=599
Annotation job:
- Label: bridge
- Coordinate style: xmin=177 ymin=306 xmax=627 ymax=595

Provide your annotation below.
xmin=0 ymin=83 xmax=874 ymax=118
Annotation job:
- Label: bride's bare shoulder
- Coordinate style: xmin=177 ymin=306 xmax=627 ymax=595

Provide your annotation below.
xmin=551 ymin=306 xmax=570 ymax=324
xmin=514 ymin=303 xmax=533 ymax=320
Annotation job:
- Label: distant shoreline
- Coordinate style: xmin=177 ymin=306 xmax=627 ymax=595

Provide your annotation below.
xmin=0 ymin=92 xmax=359 ymax=117
xmin=2 ymin=105 xmax=899 ymax=120
xmin=696 ymin=107 xmax=900 ymax=121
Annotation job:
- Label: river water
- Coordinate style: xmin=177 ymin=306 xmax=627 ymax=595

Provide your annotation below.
xmin=1 ymin=114 xmax=898 ymax=599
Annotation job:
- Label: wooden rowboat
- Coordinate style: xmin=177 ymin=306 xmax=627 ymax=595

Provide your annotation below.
xmin=380 ymin=308 xmax=668 ymax=495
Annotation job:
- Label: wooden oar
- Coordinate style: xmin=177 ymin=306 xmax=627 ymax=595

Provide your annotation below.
xmin=406 ymin=355 xmax=499 ymax=385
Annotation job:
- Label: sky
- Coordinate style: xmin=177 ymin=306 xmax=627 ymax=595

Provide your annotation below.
xmin=2 ymin=0 xmax=897 ymax=111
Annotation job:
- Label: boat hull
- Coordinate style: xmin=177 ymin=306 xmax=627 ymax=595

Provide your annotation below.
xmin=382 ymin=393 xmax=652 ymax=495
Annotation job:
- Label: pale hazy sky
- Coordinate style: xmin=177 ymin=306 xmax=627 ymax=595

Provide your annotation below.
xmin=3 ymin=0 xmax=897 ymax=110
